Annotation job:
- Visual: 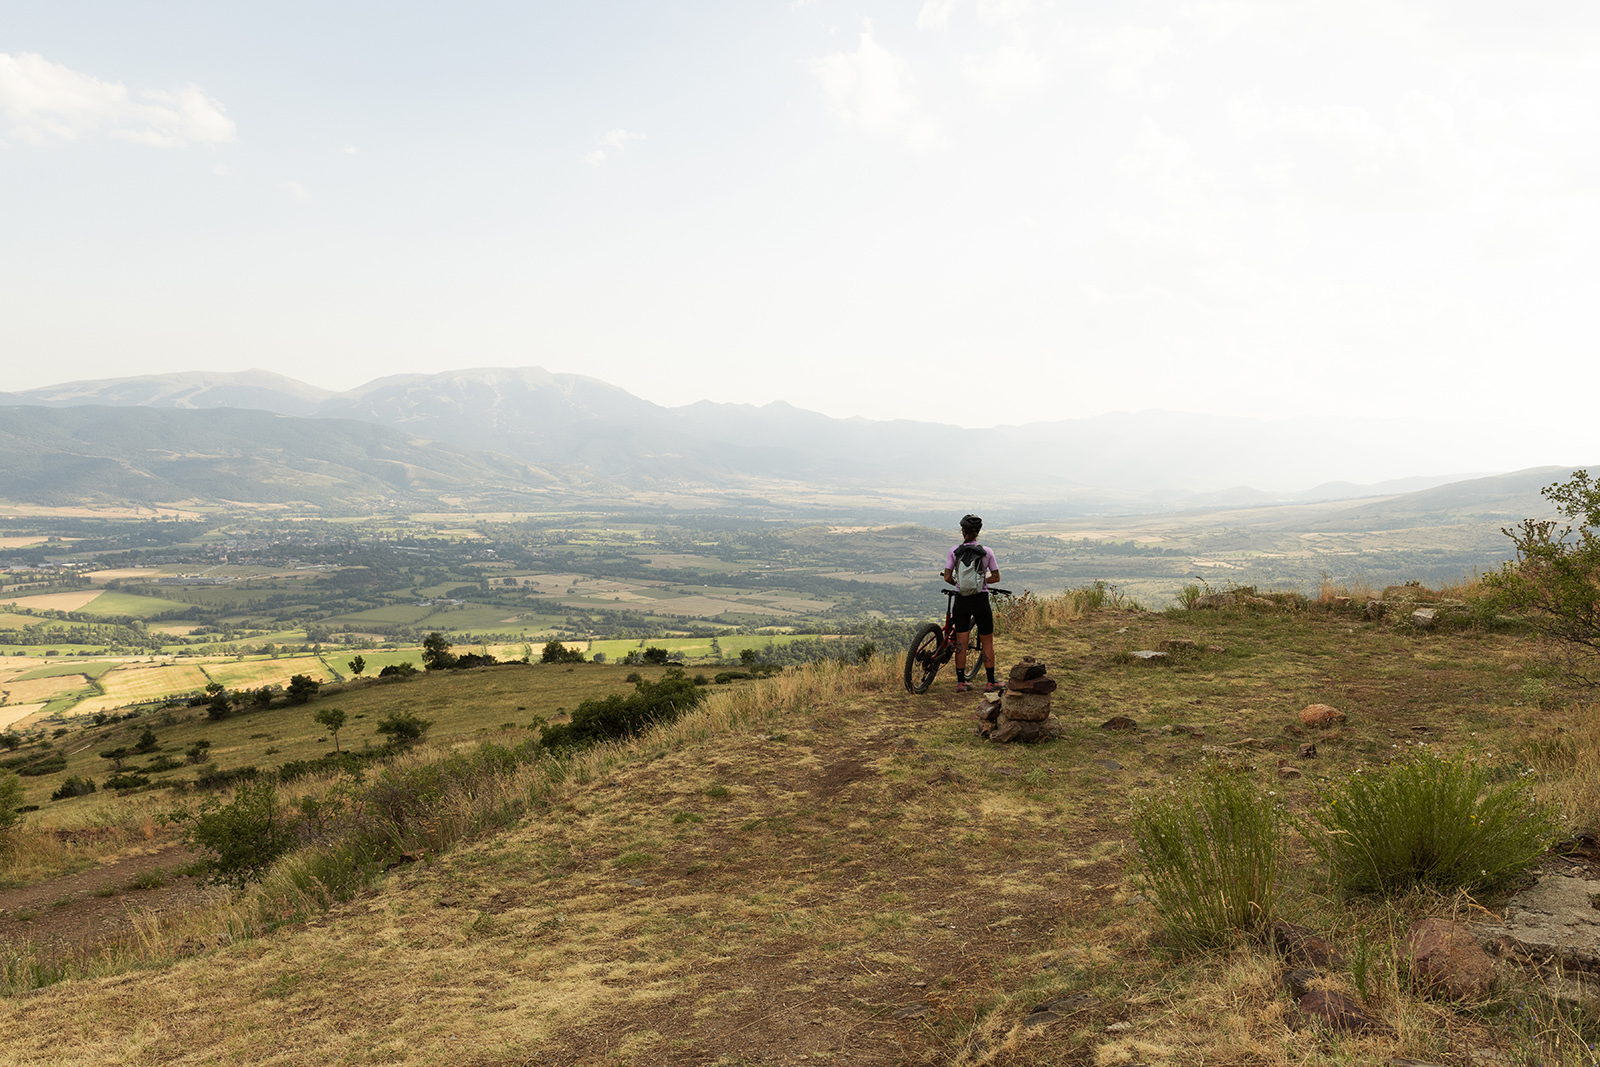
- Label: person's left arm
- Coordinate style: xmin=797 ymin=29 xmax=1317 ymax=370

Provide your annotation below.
xmin=985 ymin=547 xmax=1000 ymax=584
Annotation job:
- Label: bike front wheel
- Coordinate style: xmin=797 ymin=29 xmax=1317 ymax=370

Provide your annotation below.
xmin=904 ymin=622 xmax=944 ymax=694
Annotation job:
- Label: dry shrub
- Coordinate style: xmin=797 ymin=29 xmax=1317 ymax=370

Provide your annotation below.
xmin=995 ymin=589 xmax=1092 ymax=633
xmin=1316 ymin=573 xmax=1378 ymax=603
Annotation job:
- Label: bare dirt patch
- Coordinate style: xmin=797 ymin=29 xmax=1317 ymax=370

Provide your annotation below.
xmin=0 ymin=839 xmax=210 ymax=969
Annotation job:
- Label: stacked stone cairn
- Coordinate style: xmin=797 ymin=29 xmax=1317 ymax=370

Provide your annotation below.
xmin=975 ymin=657 xmax=1064 ymax=743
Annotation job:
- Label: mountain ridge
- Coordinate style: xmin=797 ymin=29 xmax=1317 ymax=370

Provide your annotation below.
xmin=0 ymin=367 xmax=1583 ymax=515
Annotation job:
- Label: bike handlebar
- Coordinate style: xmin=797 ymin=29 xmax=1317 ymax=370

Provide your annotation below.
xmin=943 ymin=587 xmax=1012 ymax=597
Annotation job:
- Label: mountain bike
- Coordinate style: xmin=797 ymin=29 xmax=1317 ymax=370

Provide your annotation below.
xmin=903 ymin=586 xmax=1011 ymax=694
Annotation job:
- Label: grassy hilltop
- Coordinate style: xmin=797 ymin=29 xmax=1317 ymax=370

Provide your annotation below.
xmin=2 ymin=583 xmax=1599 ymax=1066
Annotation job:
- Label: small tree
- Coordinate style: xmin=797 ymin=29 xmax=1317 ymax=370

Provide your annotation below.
xmin=208 ymin=690 xmax=232 ymax=720
xmin=422 ymin=632 xmax=456 ymax=671
xmin=133 ymin=726 xmax=160 ymax=753
xmin=1487 ymin=469 xmax=1600 ymax=684
xmin=0 ymin=732 xmax=21 ymax=752
xmin=286 ymin=674 xmax=321 ymax=704
xmin=314 ymin=707 xmax=347 ymax=753
xmin=0 ymin=771 xmax=23 ymax=831
xmin=642 ymin=646 xmax=670 ymax=665
xmin=99 ymin=746 xmax=132 ymax=771
xmin=541 ymin=640 xmax=585 ymax=664
xmin=348 ymin=655 xmax=366 ymax=677
xmin=175 ymin=779 xmax=295 ymax=889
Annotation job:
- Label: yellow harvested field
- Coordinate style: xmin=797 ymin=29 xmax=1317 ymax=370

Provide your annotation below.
xmin=151 ymin=624 xmax=200 ymax=635
xmin=95 ymin=664 xmax=213 ymax=704
xmin=0 ymin=590 xmax=103 ymax=611
xmin=0 ymin=675 xmax=88 ymax=705
xmin=205 ymin=662 xmax=331 ymax=689
xmin=0 ymin=703 xmax=43 ymax=730
xmin=0 ymin=537 xmax=47 ymax=548
xmin=87 ymin=568 xmax=161 ymax=582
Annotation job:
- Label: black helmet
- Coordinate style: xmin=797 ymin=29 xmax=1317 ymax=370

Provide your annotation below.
xmin=960 ymin=514 xmax=983 ymax=538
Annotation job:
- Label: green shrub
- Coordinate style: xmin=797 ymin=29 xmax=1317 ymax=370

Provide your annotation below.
xmin=104 ymin=772 xmax=152 ymax=791
xmin=50 ymin=776 xmax=96 ymax=800
xmin=174 ymin=779 xmax=295 ymax=889
xmin=16 ymin=753 xmax=67 ymax=777
xmin=540 ymin=668 xmax=703 ymax=751
xmin=1302 ymin=747 xmax=1559 ymax=896
xmin=0 ymin=771 xmax=22 ymax=831
xmin=1131 ymin=766 xmax=1284 ymax=952
xmin=375 ymin=712 xmax=432 ymax=744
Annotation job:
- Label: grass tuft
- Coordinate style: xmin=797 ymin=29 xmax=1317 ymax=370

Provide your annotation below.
xmin=1130 ymin=766 xmax=1284 ymax=952
xmin=1302 ymin=746 xmax=1559 ymax=896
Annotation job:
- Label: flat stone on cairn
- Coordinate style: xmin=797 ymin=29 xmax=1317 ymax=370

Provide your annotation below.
xmin=977 ymin=658 xmax=1064 ymax=743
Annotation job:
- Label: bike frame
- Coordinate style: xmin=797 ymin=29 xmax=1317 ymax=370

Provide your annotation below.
xmin=903 ymin=586 xmax=1010 ymax=694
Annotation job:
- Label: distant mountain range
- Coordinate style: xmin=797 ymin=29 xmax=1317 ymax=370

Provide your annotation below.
xmin=0 ymin=366 xmax=1582 ymax=516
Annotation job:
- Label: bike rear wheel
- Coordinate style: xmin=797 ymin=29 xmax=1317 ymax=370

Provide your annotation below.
xmin=904 ymin=622 xmax=944 ymax=694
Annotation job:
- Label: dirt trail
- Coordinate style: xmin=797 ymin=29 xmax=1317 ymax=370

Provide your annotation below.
xmin=0 ymin=840 xmax=211 ymax=966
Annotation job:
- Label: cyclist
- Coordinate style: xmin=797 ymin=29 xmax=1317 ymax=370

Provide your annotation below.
xmin=942 ymin=513 xmax=1002 ymax=693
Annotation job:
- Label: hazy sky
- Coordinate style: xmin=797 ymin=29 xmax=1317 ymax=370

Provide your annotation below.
xmin=4 ymin=2 xmax=1599 ymax=454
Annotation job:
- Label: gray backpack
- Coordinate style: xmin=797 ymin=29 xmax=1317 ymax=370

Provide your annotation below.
xmin=954 ymin=543 xmax=988 ymax=596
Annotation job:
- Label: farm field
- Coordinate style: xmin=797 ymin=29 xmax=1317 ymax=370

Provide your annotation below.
xmin=0 ymin=590 xmax=103 ymax=612
xmin=76 ymin=591 xmax=196 ymax=617
xmin=78 ymin=664 xmax=217 ymax=715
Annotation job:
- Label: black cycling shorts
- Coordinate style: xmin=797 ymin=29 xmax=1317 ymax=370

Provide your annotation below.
xmin=952 ymin=592 xmax=993 ymax=637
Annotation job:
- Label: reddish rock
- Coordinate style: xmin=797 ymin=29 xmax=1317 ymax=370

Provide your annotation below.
xmin=1008 ymin=657 xmax=1048 ymax=682
xmin=1001 ymin=691 xmax=1052 ymax=722
xmin=1299 ymin=704 xmax=1347 ymax=728
xmin=1297 ymin=990 xmax=1391 ymax=1035
xmin=1270 ymin=920 xmax=1345 ymax=969
xmin=1007 ymin=676 xmax=1058 ymax=694
xmin=1100 ymin=715 xmax=1137 ymax=731
xmin=1158 ymin=638 xmax=1198 ymax=653
xmin=1407 ymin=918 xmax=1496 ymax=1001
xmin=986 ymin=714 xmax=1062 ymax=743
xmin=1276 ymin=759 xmax=1302 ymax=780
xmin=1297 ymin=742 xmax=1317 ymax=759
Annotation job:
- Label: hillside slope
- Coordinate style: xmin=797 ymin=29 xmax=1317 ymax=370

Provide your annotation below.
xmin=0 ymin=405 xmax=557 ymax=508
xmin=1 ymin=600 xmax=1576 ymax=1065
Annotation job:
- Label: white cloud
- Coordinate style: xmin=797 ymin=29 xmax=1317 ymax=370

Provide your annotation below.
xmin=975 ymin=0 xmax=1030 ymax=27
xmin=811 ymin=19 xmax=944 ymax=148
xmin=601 ymin=128 xmax=646 ymax=150
xmin=1116 ymin=117 xmax=1208 ymax=199
xmin=344 ymin=145 xmax=357 ymax=155
xmin=963 ymin=45 xmax=1044 ymax=105
xmin=0 ymin=52 xmax=235 ymax=146
xmin=212 ymin=162 xmax=229 ymax=176
xmin=916 ymin=0 xmax=959 ymax=32
xmin=281 ymin=181 xmax=311 ymax=202
xmin=586 ymin=129 xmax=644 ymax=166
xmin=1083 ymin=25 xmax=1174 ymax=94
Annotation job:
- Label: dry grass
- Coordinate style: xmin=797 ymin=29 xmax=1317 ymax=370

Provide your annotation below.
xmin=1519 ymin=702 xmax=1600 ymax=833
xmin=3 ymin=595 xmax=1598 ymax=1064
xmin=1315 ymin=574 xmax=1378 ymax=603
xmin=0 ymin=590 xmax=104 ymax=612
xmin=1 ymin=675 xmax=90 ymax=705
